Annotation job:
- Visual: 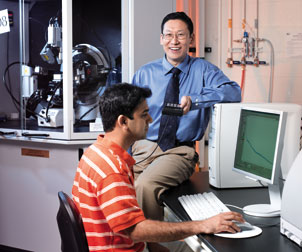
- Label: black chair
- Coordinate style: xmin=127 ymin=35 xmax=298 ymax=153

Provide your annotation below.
xmin=56 ymin=191 xmax=89 ymax=252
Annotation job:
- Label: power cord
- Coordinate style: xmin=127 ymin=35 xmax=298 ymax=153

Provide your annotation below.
xmin=3 ymin=62 xmax=49 ymax=122
xmin=134 ymin=114 xmax=177 ymax=165
xmin=134 ymin=119 xmax=168 ymax=165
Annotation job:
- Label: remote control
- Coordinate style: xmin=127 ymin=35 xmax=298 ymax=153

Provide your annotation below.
xmin=162 ymin=103 xmax=183 ymax=116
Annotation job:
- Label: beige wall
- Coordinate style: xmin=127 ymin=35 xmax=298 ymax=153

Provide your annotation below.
xmin=205 ymin=0 xmax=302 ymax=105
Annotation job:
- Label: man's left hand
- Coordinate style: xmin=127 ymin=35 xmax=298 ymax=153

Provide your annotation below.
xmin=180 ymin=96 xmax=192 ymax=115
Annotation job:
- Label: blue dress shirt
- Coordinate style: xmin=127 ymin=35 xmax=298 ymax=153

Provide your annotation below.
xmin=132 ymin=55 xmax=241 ymax=142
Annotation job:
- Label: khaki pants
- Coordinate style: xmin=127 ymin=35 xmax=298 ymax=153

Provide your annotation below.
xmin=132 ymin=139 xmax=197 ymax=220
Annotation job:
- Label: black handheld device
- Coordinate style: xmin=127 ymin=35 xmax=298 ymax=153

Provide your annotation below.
xmin=162 ymin=103 xmax=183 ymax=116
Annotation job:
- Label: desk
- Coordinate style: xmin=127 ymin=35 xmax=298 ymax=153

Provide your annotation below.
xmin=161 ymin=172 xmax=302 ymax=252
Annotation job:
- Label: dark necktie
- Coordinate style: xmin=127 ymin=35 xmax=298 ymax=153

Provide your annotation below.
xmin=158 ymin=67 xmax=181 ymax=151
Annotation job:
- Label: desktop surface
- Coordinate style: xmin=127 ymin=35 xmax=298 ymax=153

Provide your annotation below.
xmin=161 ymin=172 xmax=302 ymax=252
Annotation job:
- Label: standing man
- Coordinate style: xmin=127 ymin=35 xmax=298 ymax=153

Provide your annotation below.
xmin=132 ymin=12 xmax=241 ymax=222
xmin=72 ymin=83 xmax=243 ymax=252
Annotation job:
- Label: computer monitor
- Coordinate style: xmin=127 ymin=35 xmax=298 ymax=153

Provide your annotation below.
xmin=233 ymin=107 xmax=286 ymax=217
xmin=208 ymin=103 xmax=301 ymax=189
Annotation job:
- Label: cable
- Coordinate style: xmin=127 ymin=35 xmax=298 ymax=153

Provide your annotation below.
xmin=226 ymin=203 xmax=281 ymax=215
xmin=3 ymin=64 xmax=49 ymax=122
xmin=134 ymin=142 xmax=160 ymax=166
xmin=2 ymin=61 xmax=21 ymax=111
xmin=256 ymin=222 xmax=280 ymax=228
xmin=240 ymin=66 xmax=246 ymax=100
xmin=6 ymin=32 xmax=19 ymax=111
xmin=260 ymin=38 xmax=275 ymax=102
xmin=257 ymin=180 xmax=267 ymax=187
xmin=134 ymin=115 xmax=173 ymax=165
xmin=74 ymin=86 xmax=106 ymax=125
xmin=44 ymin=81 xmax=62 ymax=122
xmin=74 ymin=103 xmax=99 ymax=126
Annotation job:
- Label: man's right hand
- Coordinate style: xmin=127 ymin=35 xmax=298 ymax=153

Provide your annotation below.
xmin=199 ymin=211 xmax=244 ymax=234
xmin=124 ymin=211 xmax=244 ymax=244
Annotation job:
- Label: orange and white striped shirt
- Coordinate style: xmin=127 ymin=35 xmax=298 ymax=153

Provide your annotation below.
xmin=72 ymin=135 xmax=146 ymax=252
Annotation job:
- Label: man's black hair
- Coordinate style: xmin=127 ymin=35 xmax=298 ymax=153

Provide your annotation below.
xmin=161 ymin=12 xmax=194 ymax=35
xmin=99 ymin=83 xmax=152 ymax=132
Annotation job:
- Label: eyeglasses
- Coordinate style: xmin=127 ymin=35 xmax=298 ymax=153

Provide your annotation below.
xmin=162 ymin=32 xmax=188 ymax=41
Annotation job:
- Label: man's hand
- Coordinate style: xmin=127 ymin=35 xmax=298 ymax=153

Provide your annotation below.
xmin=124 ymin=211 xmax=244 ymax=244
xmin=200 ymin=211 xmax=244 ymax=234
xmin=180 ymin=96 xmax=192 ymax=115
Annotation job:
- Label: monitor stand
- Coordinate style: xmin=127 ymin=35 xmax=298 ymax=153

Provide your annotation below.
xmin=243 ymin=183 xmax=281 ymax=217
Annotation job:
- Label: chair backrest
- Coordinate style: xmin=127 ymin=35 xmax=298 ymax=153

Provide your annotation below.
xmin=56 ymin=191 xmax=89 ymax=252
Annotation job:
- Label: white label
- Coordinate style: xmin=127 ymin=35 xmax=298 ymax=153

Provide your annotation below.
xmin=89 ymin=122 xmax=104 ymax=132
xmin=0 ymin=9 xmax=10 ymax=34
xmin=285 ymin=32 xmax=302 ymax=57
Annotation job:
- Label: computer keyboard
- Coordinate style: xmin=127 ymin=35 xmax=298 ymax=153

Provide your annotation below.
xmin=178 ymin=192 xmax=263 ymax=238
xmin=178 ymin=192 xmax=230 ymax=221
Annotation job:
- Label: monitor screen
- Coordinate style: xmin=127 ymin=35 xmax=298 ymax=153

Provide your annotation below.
xmin=232 ymin=107 xmax=285 ymax=217
xmin=233 ymin=108 xmax=282 ymax=184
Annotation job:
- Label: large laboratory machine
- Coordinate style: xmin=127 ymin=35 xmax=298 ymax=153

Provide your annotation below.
xmin=0 ymin=0 xmax=122 ymax=140
xmin=0 ymin=1 xmax=122 ymax=251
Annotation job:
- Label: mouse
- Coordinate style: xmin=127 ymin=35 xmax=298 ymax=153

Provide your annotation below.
xmin=235 ymin=221 xmax=254 ymax=232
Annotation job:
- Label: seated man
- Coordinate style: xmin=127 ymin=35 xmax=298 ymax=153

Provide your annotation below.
xmin=72 ymin=83 xmax=244 ymax=252
xmin=132 ymin=12 xmax=241 ymax=224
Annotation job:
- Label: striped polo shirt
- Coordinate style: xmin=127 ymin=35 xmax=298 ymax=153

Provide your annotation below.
xmin=72 ymin=135 xmax=146 ymax=252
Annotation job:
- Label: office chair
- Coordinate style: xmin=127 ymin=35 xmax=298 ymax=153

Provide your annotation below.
xmin=56 ymin=191 xmax=89 ymax=252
